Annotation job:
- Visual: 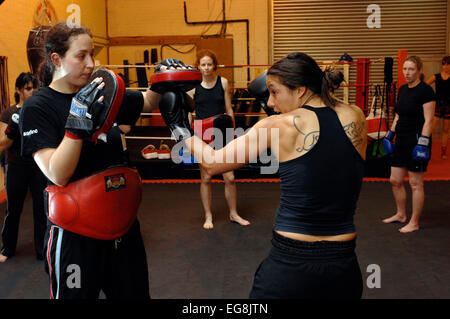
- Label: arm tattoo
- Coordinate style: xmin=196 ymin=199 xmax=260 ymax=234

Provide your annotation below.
xmin=343 ymin=122 xmax=364 ymax=147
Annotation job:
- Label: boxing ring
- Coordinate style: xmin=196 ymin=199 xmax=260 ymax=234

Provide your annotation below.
xmin=95 ymin=55 xmax=409 ymax=181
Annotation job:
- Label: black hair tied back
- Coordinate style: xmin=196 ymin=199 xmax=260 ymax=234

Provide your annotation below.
xmin=323 ymin=68 xmax=344 ymax=92
xmin=319 ymin=67 xmax=344 ymax=107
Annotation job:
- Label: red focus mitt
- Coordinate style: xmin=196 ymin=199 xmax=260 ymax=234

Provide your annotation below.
xmin=65 ymin=69 xmax=125 ymax=143
xmin=150 ymin=58 xmax=202 ymax=94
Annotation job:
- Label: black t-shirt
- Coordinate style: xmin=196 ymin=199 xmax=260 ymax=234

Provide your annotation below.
xmin=0 ymin=105 xmax=34 ymax=164
xmin=20 ymin=87 xmax=143 ymax=184
xmin=395 ymin=82 xmax=435 ymax=135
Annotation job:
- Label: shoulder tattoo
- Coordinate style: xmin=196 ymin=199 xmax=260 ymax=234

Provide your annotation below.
xmin=293 ymin=115 xmax=304 ymax=135
xmin=296 ymin=131 xmax=320 ymax=153
xmin=293 ymin=115 xmax=320 ymax=152
xmin=343 ymin=121 xmax=365 ymax=147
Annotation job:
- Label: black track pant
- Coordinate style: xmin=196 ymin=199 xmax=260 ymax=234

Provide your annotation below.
xmin=250 ymin=231 xmax=363 ymax=299
xmin=1 ymin=162 xmax=47 ymax=259
xmin=44 ymin=219 xmax=150 ymax=299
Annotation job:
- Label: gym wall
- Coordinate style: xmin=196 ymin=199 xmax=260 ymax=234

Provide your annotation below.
xmin=0 ymin=0 xmax=108 ymax=102
xmin=270 ymin=0 xmax=449 ymax=109
xmin=106 ymin=0 xmax=270 ymax=90
xmin=0 ymin=0 xmax=270 ymax=104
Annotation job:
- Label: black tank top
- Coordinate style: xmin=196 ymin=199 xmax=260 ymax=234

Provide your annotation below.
xmin=194 ymin=76 xmax=225 ymax=120
xmin=274 ymin=106 xmax=364 ymax=236
xmin=435 ymin=73 xmax=450 ymax=107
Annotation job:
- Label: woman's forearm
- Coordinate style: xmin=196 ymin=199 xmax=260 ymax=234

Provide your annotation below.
xmin=390 ymin=114 xmax=399 ymax=132
xmin=421 ymin=119 xmax=433 ymax=137
xmin=186 ymin=135 xmax=246 ymax=176
xmin=33 ymin=137 xmax=83 ymax=186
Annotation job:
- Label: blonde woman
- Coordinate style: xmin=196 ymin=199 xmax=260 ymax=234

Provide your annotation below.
xmin=383 ymin=56 xmax=436 ymax=233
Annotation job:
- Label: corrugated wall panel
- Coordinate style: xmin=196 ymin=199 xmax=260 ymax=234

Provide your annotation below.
xmin=271 ymin=0 xmax=448 ymax=109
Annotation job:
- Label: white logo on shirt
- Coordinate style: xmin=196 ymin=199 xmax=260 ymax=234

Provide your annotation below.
xmin=23 ymin=129 xmax=38 ymax=136
xmin=11 ymin=113 xmax=19 ymax=124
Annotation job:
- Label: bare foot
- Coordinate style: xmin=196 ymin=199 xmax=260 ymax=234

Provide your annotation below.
xmin=382 ymin=213 xmax=407 ymax=224
xmin=230 ymin=214 xmax=250 ymax=226
xmin=0 ymin=253 xmax=8 ymax=263
xmin=203 ymin=215 xmax=214 ymax=230
xmin=399 ymin=223 xmax=419 ymax=233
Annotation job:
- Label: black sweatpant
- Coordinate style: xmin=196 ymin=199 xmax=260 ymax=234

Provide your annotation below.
xmin=1 ymin=162 xmax=47 ymax=259
xmin=249 ymin=231 xmax=363 ymax=299
xmin=43 ymin=219 xmax=150 ymax=299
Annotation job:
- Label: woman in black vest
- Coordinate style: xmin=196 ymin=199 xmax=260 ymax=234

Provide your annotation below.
xmin=187 ymin=50 xmax=250 ymax=230
xmin=175 ymin=52 xmax=367 ymax=298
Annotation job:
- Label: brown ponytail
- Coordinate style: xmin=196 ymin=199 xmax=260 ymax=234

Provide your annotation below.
xmin=321 ymin=67 xmax=345 ymax=106
xmin=268 ymin=52 xmax=344 ymax=107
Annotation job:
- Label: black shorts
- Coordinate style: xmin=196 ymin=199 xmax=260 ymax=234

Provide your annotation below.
xmin=249 ymin=231 xmax=363 ymax=299
xmin=44 ymin=219 xmax=150 ymax=299
xmin=390 ymin=133 xmax=431 ymax=172
xmin=435 ymin=104 xmax=450 ymax=119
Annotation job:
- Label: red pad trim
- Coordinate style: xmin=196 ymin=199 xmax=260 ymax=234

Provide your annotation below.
xmin=150 ymin=69 xmax=202 ymax=84
xmin=90 ymin=69 xmax=125 ymax=143
xmin=65 ymin=131 xmax=82 ymax=140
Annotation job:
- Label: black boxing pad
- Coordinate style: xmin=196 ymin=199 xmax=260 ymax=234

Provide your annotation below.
xmin=150 ymin=69 xmax=202 ymax=93
xmin=248 ymin=71 xmax=268 ymax=101
xmin=87 ymin=69 xmax=125 ymax=142
xmin=212 ymin=114 xmax=234 ymax=149
xmin=213 ymin=114 xmax=234 ymax=131
xmin=248 ymin=71 xmax=277 ymax=116
xmin=26 ymin=26 xmax=51 ymax=76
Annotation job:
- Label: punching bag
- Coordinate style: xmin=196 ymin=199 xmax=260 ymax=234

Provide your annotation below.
xmin=26 ymin=26 xmax=51 ymax=76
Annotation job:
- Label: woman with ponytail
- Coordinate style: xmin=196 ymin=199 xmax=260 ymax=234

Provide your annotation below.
xmin=18 ymin=22 xmax=162 ymax=299
xmin=183 ymin=52 xmax=368 ymax=298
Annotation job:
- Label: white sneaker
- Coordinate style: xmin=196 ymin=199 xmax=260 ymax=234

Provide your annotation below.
xmin=141 ymin=144 xmax=157 ymax=159
xmin=157 ymin=144 xmax=171 ymax=159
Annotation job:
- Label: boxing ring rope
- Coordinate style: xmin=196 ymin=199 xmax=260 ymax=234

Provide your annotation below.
xmin=101 ymin=57 xmax=396 ymax=143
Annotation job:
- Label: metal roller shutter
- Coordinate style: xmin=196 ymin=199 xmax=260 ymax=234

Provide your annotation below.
xmin=271 ymin=0 xmax=448 ymax=107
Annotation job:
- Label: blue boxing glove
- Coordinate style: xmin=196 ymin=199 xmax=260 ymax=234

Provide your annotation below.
xmin=179 ymin=146 xmax=196 ymax=165
xmin=383 ymin=130 xmax=396 ymax=154
xmin=412 ymin=135 xmax=430 ymax=161
xmin=65 ymin=79 xmax=104 ymax=139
